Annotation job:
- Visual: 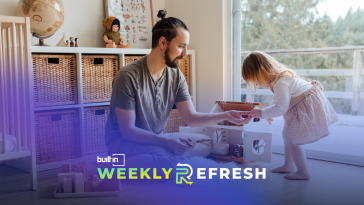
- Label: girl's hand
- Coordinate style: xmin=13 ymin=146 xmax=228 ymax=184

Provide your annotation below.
xmin=225 ymin=110 xmax=252 ymax=125
xmin=107 ymin=40 xmax=113 ymax=44
xmin=250 ymin=109 xmax=263 ymax=118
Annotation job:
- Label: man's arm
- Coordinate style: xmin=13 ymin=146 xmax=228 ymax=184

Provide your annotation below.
xmin=115 ymin=107 xmax=191 ymax=156
xmin=175 ymin=100 xmax=252 ymax=127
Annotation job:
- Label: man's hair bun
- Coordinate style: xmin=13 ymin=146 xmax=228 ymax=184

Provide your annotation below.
xmin=157 ymin=10 xmax=167 ymax=20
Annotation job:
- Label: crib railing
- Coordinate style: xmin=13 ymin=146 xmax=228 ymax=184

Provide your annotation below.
xmin=0 ymin=15 xmax=36 ymax=190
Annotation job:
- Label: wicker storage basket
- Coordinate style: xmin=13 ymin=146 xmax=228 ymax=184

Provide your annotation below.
xmin=32 ymin=54 xmax=77 ymax=107
xmin=84 ymin=106 xmax=110 ymax=155
xmin=82 ymin=55 xmax=118 ymax=103
xmin=163 ymin=109 xmax=186 ymax=133
xmin=34 ymin=109 xmax=80 ymax=165
xmin=124 ymin=55 xmax=144 ymax=65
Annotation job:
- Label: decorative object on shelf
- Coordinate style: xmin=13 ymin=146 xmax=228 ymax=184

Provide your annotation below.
xmin=104 ymin=0 xmax=153 ymax=48
xmin=17 ymin=0 xmax=65 ymax=46
xmin=56 ymin=32 xmax=68 ymax=47
xmin=66 ymin=40 xmax=69 ymax=47
xmin=102 ymin=16 xmax=131 ymax=48
xmin=75 ymin=38 xmax=79 ymax=47
xmin=69 ymin=37 xmax=74 ymax=47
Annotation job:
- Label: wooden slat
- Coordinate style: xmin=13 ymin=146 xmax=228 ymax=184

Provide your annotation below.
xmin=352 ymin=50 xmax=362 ymax=115
xmin=0 ymin=25 xmax=7 ymax=154
xmin=241 ymin=89 xmax=364 ymax=99
xmin=0 ymin=150 xmax=31 ymax=161
xmin=241 ymin=46 xmax=364 ymax=56
xmin=12 ymin=22 xmax=21 ymax=152
xmin=295 ymin=69 xmax=354 ymax=76
xmin=0 ymin=15 xmax=26 ymax=24
xmin=6 ymin=27 xmax=15 ymax=139
xmin=1 ymin=28 xmax=8 ymax=136
xmin=241 ymin=68 xmax=364 ymax=82
xmin=18 ymin=24 xmax=27 ymax=149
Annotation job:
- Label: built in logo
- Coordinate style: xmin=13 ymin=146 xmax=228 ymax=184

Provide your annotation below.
xmin=97 ymin=154 xmax=125 ymax=166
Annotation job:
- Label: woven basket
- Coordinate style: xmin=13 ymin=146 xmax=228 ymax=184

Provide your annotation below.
xmin=125 ymin=55 xmax=144 ymax=65
xmin=164 ymin=109 xmax=186 ymax=133
xmin=34 ymin=109 xmax=80 ymax=165
xmin=82 ymin=55 xmax=118 ymax=103
xmin=32 ymin=54 xmax=77 ymax=107
xmin=84 ymin=106 xmax=109 ymax=155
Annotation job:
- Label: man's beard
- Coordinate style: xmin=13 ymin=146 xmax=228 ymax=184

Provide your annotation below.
xmin=164 ymin=46 xmax=183 ymax=69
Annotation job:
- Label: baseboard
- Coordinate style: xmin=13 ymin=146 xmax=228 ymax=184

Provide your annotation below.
xmin=273 ymin=144 xmax=364 ymax=167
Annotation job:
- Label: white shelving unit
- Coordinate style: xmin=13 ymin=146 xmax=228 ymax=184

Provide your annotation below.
xmin=6 ymin=47 xmax=196 ymax=172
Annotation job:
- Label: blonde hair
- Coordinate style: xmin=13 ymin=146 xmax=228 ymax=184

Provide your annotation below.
xmin=242 ymin=51 xmax=296 ymax=90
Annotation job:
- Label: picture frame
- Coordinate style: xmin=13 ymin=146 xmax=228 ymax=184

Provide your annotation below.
xmin=104 ymin=0 xmax=154 ymax=49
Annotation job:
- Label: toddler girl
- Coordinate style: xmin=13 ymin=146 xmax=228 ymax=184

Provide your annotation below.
xmin=243 ymin=51 xmax=338 ymax=180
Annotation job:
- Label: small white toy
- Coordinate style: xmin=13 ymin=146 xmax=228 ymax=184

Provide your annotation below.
xmin=56 ymin=32 xmax=68 ymax=47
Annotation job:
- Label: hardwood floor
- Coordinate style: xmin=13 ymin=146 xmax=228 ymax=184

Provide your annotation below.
xmin=0 ymin=154 xmax=363 ymax=205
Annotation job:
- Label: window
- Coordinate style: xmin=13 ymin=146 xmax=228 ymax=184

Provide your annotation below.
xmin=232 ymin=0 xmax=364 ymax=165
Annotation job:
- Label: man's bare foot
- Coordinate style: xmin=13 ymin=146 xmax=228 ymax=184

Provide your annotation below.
xmin=284 ymin=171 xmax=310 ymax=180
xmin=271 ymin=165 xmax=295 ymax=173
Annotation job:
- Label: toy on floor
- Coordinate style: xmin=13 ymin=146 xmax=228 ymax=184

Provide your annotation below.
xmin=102 ymin=16 xmax=131 ymax=48
xmin=56 ymin=162 xmax=120 ymax=195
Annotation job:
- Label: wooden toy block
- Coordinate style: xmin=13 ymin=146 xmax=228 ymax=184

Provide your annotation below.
xmin=84 ymin=179 xmax=93 ymax=192
xmin=58 ymin=173 xmax=76 ymax=193
xmin=62 ymin=177 xmax=72 ymax=193
xmin=76 ymin=164 xmax=88 ymax=181
xmin=79 ymin=162 xmax=88 ymax=174
xmin=73 ymin=173 xmax=85 ymax=193
xmin=62 ymin=162 xmax=72 ymax=173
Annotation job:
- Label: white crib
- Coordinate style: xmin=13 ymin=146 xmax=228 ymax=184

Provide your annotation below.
xmin=0 ymin=15 xmax=37 ymax=190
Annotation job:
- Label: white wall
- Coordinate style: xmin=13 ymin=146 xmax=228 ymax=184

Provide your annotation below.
xmin=0 ymin=0 xmax=229 ymax=113
xmin=0 ymin=0 xmax=165 ymax=47
xmin=165 ymin=0 xmax=231 ymax=113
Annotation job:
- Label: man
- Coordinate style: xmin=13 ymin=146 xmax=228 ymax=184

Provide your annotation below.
xmin=105 ymin=11 xmax=251 ymax=169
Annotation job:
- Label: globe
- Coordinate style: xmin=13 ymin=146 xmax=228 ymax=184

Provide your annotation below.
xmin=17 ymin=0 xmax=65 ymax=46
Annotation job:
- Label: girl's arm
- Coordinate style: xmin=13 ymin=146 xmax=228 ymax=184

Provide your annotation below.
xmin=251 ymin=81 xmax=291 ymax=119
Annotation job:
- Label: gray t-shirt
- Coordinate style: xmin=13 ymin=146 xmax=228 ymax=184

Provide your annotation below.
xmin=104 ymin=55 xmax=190 ymax=146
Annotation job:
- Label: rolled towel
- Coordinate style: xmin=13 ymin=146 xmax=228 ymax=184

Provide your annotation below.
xmin=211 ymin=143 xmax=229 ymax=155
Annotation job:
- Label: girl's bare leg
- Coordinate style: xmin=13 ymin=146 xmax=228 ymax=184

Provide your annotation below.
xmin=284 ymin=145 xmax=310 ymax=180
xmin=271 ymin=144 xmax=295 ymax=173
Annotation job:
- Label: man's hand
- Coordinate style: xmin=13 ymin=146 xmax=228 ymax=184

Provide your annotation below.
xmin=225 ymin=110 xmax=252 ymax=125
xmin=250 ymin=109 xmax=263 ymax=118
xmin=165 ymin=138 xmax=193 ymax=156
